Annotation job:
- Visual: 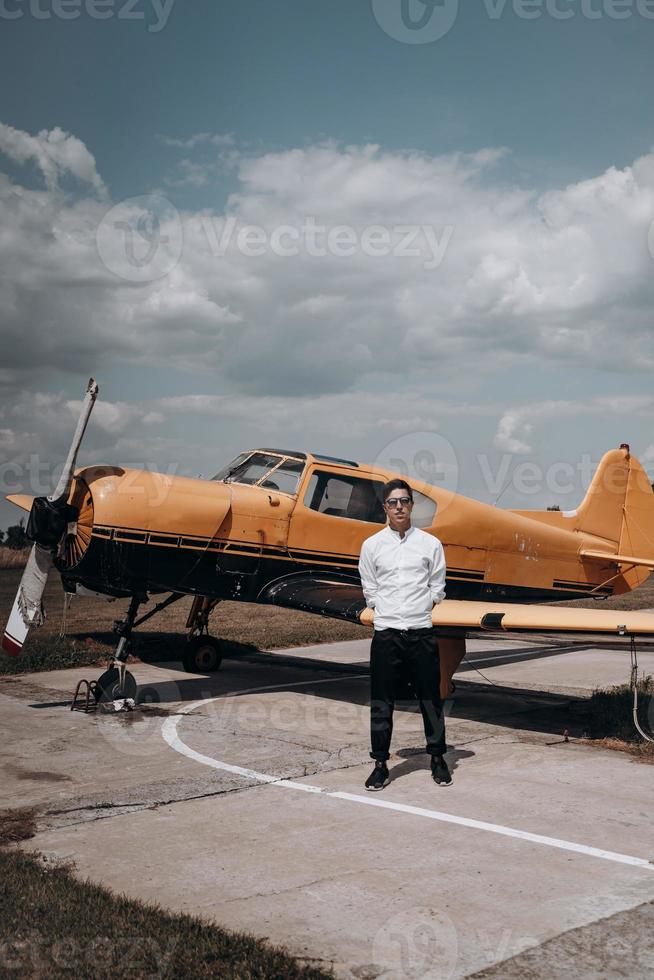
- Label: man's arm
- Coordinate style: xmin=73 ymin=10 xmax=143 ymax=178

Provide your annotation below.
xmin=429 ymin=539 xmax=446 ymax=606
xmin=358 ymin=539 xmax=378 ymax=609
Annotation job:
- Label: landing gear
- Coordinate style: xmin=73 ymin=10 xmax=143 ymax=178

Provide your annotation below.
xmin=73 ymin=589 xmax=224 ymax=707
xmin=182 ymin=596 xmax=223 ymax=674
xmin=182 ymin=634 xmax=223 ymax=674
xmin=95 ymin=592 xmax=145 ymax=704
xmin=95 ymin=666 xmax=138 ymax=703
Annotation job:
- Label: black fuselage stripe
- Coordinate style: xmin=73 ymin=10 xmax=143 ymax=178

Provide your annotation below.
xmin=90 ymin=526 xmax=613 ymax=595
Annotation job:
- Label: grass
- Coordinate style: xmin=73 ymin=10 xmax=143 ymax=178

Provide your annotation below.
xmin=0 ymin=547 xmax=30 ymax=569
xmin=0 ymin=808 xmax=38 ymax=846
xmin=0 ymin=635 xmax=109 ymax=675
xmin=583 ymin=675 xmax=654 ymax=760
xmin=0 ymin=848 xmax=333 ymax=979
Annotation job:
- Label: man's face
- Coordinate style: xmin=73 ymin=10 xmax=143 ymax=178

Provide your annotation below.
xmin=384 ymin=489 xmax=413 ymax=531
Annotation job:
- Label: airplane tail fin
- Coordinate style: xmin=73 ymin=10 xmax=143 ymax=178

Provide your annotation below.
xmin=572 ymin=445 xmax=654 ymax=590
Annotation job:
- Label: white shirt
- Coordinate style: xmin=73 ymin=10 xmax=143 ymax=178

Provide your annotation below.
xmin=358 ymin=525 xmax=446 ymax=631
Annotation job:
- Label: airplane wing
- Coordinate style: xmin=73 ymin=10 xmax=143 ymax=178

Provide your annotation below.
xmin=6 ymin=494 xmax=34 ymax=512
xmin=259 ymin=572 xmax=654 ymax=637
xmin=427 ymin=599 xmax=654 ymax=637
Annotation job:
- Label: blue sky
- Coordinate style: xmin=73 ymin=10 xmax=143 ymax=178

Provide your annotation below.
xmin=1 ymin=0 xmax=654 ymax=528
xmin=2 ymin=2 xmax=654 ymax=196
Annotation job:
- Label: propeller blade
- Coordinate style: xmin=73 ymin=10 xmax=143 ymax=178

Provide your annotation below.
xmin=2 ymin=377 xmax=99 ymax=657
xmin=49 ymin=377 xmax=99 ymax=504
xmin=1 ymin=544 xmax=53 ymax=656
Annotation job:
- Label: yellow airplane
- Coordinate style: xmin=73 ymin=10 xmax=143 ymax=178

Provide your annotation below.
xmin=4 ymin=378 xmax=654 ymax=703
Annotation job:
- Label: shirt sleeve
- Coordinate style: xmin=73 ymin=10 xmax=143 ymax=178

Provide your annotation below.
xmin=429 ymin=539 xmax=446 ymax=606
xmin=358 ymin=539 xmax=378 ymax=609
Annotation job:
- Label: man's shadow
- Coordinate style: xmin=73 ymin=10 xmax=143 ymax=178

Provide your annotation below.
xmin=389 ymin=744 xmax=475 ymax=782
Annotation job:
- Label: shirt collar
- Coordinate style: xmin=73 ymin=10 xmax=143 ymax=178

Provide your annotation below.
xmin=386 ymin=524 xmax=414 ymax=542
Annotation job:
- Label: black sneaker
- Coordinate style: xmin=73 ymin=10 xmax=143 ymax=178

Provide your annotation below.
xmin=431 ymin=755 xmax=452 ymax=786
xmin=365 ymin=761 xmax=390 ymax=791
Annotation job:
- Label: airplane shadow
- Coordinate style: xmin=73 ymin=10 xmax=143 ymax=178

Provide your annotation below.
xmin=98 ymin=632 xmax=597 ymax=743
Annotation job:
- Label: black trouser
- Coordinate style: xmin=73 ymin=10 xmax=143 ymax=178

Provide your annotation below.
xmin=370 ymin=627 xmax=446 ymax=761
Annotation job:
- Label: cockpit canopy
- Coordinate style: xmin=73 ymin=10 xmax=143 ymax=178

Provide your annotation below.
xmin=212 ymin=450 xmax=306 ymax=495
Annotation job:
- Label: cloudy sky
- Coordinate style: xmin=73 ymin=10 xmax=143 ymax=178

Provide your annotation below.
xmin=2 ymin=0 xmax=654 ymax=528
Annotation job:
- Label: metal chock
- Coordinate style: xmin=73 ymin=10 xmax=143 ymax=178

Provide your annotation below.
xmin=71 ymin=678 xmax=99 ymax=712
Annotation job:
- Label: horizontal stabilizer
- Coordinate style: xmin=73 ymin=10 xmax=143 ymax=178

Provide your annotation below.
xmin=580 ymin=550 xmax=654 ymax=570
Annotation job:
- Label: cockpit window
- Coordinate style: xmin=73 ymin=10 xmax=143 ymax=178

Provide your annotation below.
xmin=212 ymin=452 xmax=253 ymax=482
xmin=260 ymin=459 xmax=305 ymax=494
xmin=304 ymin=471 xmax=386 ymax=524
xmin=212 ymin=452 xmax=305 ymax=495
xmin=217 ymin=452 xmax=281 ymax=486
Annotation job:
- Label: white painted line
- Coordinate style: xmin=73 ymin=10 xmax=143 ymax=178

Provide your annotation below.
xmin=161 ymin=678 xmax=654 ymax=873
xmin=328 ymin=793 xmax=654 ymax=869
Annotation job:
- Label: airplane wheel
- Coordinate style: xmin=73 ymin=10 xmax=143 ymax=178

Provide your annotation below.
xmin=183 ymin=635 xmax=223 ymax=674
xmin=95 ymin=667 xmax=137 ymax=703
xmin=137 ymin=685 xmax=160 ymax=704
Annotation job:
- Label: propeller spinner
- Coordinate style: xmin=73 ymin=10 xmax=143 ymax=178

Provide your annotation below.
xmin=2 ymin=378 xmax=99 ymax=656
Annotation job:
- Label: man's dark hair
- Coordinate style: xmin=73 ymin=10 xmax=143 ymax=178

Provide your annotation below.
xmin=382 ymin=478 xmax=413 ymax=503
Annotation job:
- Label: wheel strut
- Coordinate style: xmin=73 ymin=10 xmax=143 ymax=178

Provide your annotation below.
xmin=94 ymin=593 xmax=145 ymax=703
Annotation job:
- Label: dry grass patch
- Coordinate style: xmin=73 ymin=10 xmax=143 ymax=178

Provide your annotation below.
xmin=583 ymin=676 xmax=654 ymax=761
xmin=0 ymin=635 xmax=108 ymax=675
xmin=0 ymin=850 xmax=333 ymax=979
xmin=0 ymin=807 xmax=38 ymax=846
xmin=0 ymin=547 xmax=29 ymax=569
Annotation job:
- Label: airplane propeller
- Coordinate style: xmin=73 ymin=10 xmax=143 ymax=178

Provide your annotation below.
xmin=2 ymin=378 xmax=99 ymax=656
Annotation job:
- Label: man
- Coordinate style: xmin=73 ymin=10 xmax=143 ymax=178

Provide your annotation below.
xmin=358 ymin=478 xmax=451 ymax=790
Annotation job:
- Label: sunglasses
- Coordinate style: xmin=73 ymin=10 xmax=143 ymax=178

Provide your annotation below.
xmin=385 ymin=496 xmax=412 ymax=508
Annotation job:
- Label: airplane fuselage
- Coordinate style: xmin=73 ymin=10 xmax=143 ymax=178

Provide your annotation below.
xmin=54 ymin=450 xmax=638 ymax=612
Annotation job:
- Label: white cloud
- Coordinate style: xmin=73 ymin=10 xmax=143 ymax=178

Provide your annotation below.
xmin=159 ymin=132 xmax=235 ymax=150
xmin=494 ymin=396 xmax=654 ymax=454
xmin=0 ymin=122 xmax=106 ymax=196
xmin=2 ymin=125 xmax=654 ymax=408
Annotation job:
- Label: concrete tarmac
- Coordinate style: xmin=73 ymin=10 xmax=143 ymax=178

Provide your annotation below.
xmin=2 ymin=636 xmax=654 ymax=978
